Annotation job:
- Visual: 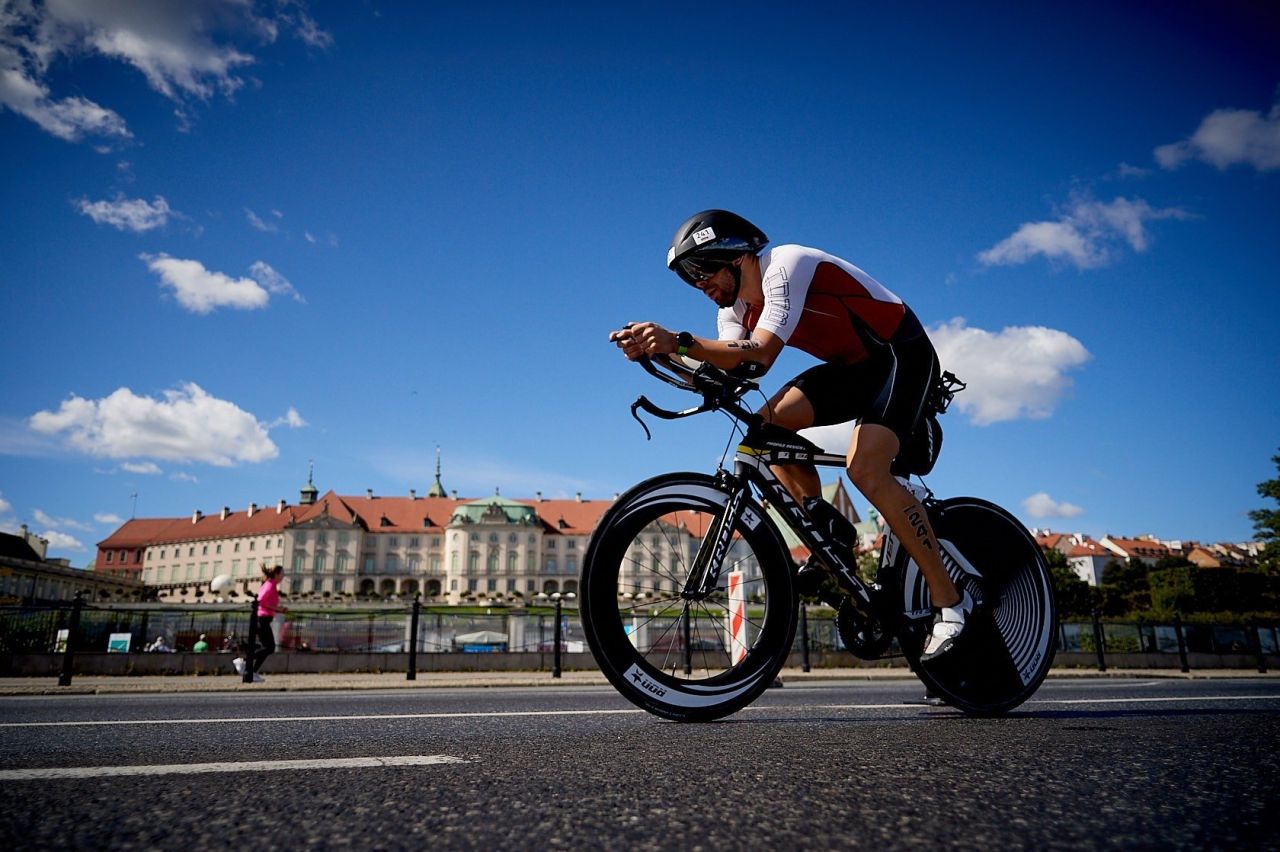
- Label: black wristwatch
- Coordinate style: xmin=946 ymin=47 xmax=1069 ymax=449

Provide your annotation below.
xmin=676 ymin=331 xmax=694 ymax=357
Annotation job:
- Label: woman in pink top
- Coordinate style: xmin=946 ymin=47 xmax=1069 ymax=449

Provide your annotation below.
xmin=247 ymin=564 xmax=287 ymax=682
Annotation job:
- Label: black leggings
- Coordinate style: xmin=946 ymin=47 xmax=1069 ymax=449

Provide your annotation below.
xmin=252 ymin=618 xmax=276 ymax=673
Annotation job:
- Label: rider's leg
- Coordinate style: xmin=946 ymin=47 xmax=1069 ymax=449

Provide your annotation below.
xmin=845 ymin=423 xmax=960 ymax=609
xmin=757 ymin=384 xmax=821 ymax=503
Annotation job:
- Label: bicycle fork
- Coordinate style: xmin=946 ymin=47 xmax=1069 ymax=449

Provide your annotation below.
xmin=681 ymin=478 xmax=752 ymax=600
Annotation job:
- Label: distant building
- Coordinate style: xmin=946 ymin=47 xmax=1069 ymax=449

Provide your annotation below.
xmin=1 ymin=526 xmax=143 ymax=604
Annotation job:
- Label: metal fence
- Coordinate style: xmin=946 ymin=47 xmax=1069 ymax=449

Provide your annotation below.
xmin=0 ymin=600 xmax=586 ymax=656
xmin=3 ymin=600 xmax=1275 ymax=678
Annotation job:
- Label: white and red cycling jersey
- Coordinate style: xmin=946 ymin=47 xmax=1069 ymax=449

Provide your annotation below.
xmin=717 ymin=244 xmax=922 ymax=364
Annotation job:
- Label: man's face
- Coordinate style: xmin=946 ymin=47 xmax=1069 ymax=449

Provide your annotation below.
xmin=692 ymin=264 xmax=738 ymax=308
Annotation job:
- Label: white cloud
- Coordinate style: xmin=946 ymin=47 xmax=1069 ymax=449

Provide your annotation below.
xmin=268 ymin=407 xmax=308 ymax=429
xmin=33 ymin=508 xmax=94 ymax=532
xmin=76 ymin=195 xmax=172 ymax=232
xmin=1023 ymin=492 xmax=1085 ymax=519
xmin=29 ymin=382 xmax=278 ymax=466
xmin=304 ymin=231 xmax=316 ymax=244
xmin=0 ymin=64 xmax=131 ymax=141
xmin=140 ymin=253 xmax=302 ymax=313
xmin=0 ymin=492 xmax=11 ymax=515
xmin=171 ymin=471 xmax=199 ymax=483
xmin=41 ymin=530 xmax=85 ymax=551
xmin=245 ymin=207 xmax=277 ymax=232
xmin=121 ymin=461 xmax=162 ymax=475
xmin=928 ymin=318 xmax=1091 ymax=425
xmin=978 ymin=195 xmax=1189 ymax=270
xmin=94 ymin=512 xmax=125 ymax=525
xmin=0 ymin=0 xmax=330 ymax=141
xmin=798 ymin=320 xmax=1092 ymax=452
xmin=1155 ymin=99 xmax=1280 ymax=172
xmin=248 ymin=262 xmax=304 ymax=303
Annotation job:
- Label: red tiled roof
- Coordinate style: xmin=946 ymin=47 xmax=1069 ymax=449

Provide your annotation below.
xmin=97 ymin=491 xmax=617 ymax=547
xmin=1106 ymin=537 xmax=1171 ymax=558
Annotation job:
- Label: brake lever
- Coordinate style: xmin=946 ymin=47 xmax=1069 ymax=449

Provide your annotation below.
xmin=629 ymin=398 xmax=654 ymax=441
xmin=630 ymin=394 xmax=713 ymax=440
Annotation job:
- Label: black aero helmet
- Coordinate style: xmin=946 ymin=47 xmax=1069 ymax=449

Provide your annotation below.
xmin=667 ymin=209 xmax=768 ymax=286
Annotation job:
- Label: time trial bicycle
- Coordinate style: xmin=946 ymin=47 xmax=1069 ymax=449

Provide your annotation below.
xmin=579 ymin=354 xmax=1056 ymax=721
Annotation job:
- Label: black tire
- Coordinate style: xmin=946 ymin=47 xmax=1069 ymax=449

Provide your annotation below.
xmin=887 ymin=497 xmax=1057 ymax=716
xmin=580 ymin=472 xmax=797 ymax=722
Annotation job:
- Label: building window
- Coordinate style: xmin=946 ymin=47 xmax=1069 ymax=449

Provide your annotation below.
xmin=506 ymin=579 xmax=517 ymax=592
xmin=317 ymin=532 xmax=328 ymax=546
xmin=409 ymin=537 xmax=420 ymax=548
xmin=336 ymin=553 xmax=349 ymax=573
xmin=386 ymin=554 xmax=399 ymax=573
xmin=567 ymin=540 xmax=577 ymax=550
xmin=293 ymin=553 xmax=305 ymax=572
xmin=507 ymin=553 xmax=517 ymax=574
xmin=338 ymin=532 xmax=349 ymax=545
xmin=429 ymin=556 xmax=440 ymax=573
xmin=527 ymin=553 xmax=538 ymax=572
xmin=363 ymin=555 xmax=375 ymax=573
xmin=216 ymin=544 xmax=222 ymax=554
xmin=249 ymin=541 xmax=255 ymax=551
xmin=408 ymin=556 xmax=421 ymax=573
xmin=467 ymin=578 xmax=478 ymax=592
xmin=388 ymin=536 xmax=399 ymax=548
xmin=486 ymin=579 xmax=497 ymax=593
xmin=105 ymin=551 xmax=113 ymax=563
xmin=469 ymin=552 xmax=479 ymax=574
xmin=234 ymin=542 xmax=240 ymax=553
xmin=487 ymin=553 xmax=498 ymax=574
xmin=567 ymin=558 xmax=577 ymax=575
xmin=546 ymin=540 xmax=556 ymax=550
xmin=546 ymin=558 xmax=557 ymax=574
xmin=315 ymin=552 xmax=327 ymax=573
xmin=432 ymin=537 xmax=441 ymax=547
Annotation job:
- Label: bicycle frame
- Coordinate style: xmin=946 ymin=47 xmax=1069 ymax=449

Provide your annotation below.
xmin=631 ymin=355 xmax=889 ymax=619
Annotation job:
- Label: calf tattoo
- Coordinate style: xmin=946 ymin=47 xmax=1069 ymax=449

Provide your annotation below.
xmin=903 ymin=503 xmax=934 ymax=551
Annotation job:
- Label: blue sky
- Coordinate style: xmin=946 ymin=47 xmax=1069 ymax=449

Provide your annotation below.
xmin=2 ymin=1 xmax=1278 ymax=561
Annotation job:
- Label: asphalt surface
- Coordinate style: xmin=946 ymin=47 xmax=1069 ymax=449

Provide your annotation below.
xmin=1 ymin=677 xmax=1277 ymax=850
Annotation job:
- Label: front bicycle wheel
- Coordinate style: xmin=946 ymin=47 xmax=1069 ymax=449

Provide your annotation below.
xmin=580 ymin=472 xmax=797 ymax=722
xmin=890 ymin=497 xmax=1057 ymax=716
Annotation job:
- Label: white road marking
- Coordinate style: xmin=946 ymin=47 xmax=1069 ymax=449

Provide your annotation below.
xmin=1 ymin=694 xmax=1275 ymax=731
xmin=0 ymin=708 xmax=643 ymax=728
xmin=819 ymin=694 xmax=1280 ymax=710
xmin=0 ymin=754 xmax=467 ymax=782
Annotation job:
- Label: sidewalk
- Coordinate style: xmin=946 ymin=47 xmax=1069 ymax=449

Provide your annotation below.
xmin=1 ymin=667 xmax=1274 ymax=696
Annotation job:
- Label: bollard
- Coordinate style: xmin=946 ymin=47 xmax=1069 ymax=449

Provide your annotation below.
xmin=799 ymin=603 xmax=811 ymax=673
xmin=407 ymin=594 xmax=420 ymax=681
xmin=1091 ymin=608 xmax=1107 ymax=673
xmin=57 ymin=592 xmax=84 ymax=687
xmin=552 ymin=596 xmax=563 ymax=679
xmin=243 ymin=595 xmax=258 ymax=684
xmin=1172 ymin=614 xmax=1190 ymax=674
xmin=1251 ymin=620 xmax=1268 ymax=675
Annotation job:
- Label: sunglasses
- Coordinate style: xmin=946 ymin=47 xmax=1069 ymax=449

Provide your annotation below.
xmin=677 ymin=256 xmax=730 ymax=285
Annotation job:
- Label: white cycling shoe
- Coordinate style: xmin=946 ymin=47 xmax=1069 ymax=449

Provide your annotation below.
xmin=920 ymin=591 xmax=974 ymax=661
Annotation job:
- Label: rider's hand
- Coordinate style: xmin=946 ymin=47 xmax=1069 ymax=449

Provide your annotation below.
xmin=609 ymin=322 xmax=675 ymax=361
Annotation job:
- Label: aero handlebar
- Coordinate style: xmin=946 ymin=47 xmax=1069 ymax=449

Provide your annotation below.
xmin=629 ymin=355 xmax=760 ymax=440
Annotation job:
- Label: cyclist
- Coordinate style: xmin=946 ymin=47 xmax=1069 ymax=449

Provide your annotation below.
xmin=609 ymin=209 xmax=969 ymax=659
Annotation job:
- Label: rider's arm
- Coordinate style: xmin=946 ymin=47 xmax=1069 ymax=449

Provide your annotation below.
xmin=684 ymin=329 xmax=784 ymax=374
xmin=610 ymin=323 xmax=782 ymax=373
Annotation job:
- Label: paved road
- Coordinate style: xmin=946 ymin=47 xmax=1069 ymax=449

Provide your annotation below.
xmin=1 ymin=678 xmax=1277 ymax=849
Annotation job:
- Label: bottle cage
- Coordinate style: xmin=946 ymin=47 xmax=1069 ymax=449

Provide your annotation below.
xmin=927 ymin=371 xmax=967 ymax=416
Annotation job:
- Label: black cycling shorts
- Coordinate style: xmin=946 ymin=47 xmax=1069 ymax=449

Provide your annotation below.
xmin=786 ymin=327 xmax=939 ymax=448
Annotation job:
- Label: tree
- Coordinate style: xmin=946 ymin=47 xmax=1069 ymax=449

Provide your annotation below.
xmin=1249 ymin=448 xmax=1280 ymax=573
xmin=1099 ymin=558 xmax=1151 ymax=616
xmin=1044 ymin=548 xmax=1094 ymax=617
